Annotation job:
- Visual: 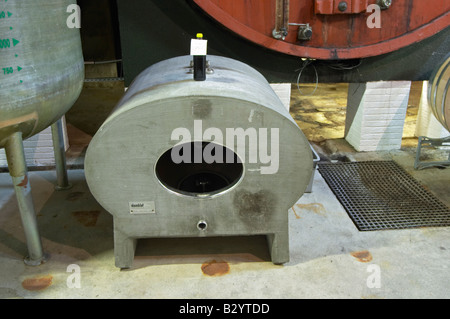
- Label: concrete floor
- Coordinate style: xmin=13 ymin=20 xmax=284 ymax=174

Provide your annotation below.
xmin=1 ymin=82 xmax=449 ymax=299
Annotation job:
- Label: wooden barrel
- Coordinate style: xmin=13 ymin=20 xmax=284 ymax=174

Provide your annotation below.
xmin=192 ymin=0 xmax=450 ymax=60
xmin=429 ymin=54 xmax=450 ymax=132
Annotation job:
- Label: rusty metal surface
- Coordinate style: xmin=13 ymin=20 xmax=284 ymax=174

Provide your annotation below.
xmin=318 ymin=161 xmax=450 ymax=231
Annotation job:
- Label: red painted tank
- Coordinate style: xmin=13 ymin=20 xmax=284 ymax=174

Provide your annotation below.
xmin=192 ymin=0 xmax=450 ymax=59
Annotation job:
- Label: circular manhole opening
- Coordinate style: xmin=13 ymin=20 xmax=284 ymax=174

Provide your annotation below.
xmin=155 ymin=141 xmax=244 ymax=197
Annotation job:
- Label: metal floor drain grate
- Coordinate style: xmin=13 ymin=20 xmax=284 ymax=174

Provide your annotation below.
xmin=318 ymin=161 xmax=450 ymax=231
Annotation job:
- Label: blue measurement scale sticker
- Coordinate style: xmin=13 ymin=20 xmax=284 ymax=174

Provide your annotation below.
xmin=0 ymin=0 xmax=22 ymax=84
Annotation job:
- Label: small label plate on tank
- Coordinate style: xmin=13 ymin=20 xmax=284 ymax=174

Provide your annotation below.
xmin=190 ymin=39 xmax=208 ymax=56
xmin=129 ymin=201 xmax=155 ymax=215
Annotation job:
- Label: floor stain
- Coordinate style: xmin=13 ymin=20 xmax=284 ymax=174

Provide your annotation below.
xmin=22 ymin=275 xmax=53 ymax=291
xmin=351 ymin=250 xmax=373 ymax=263
xmin=66 ymin=192 xmax=85 ymax=201
xmin=72 ymin=210 xmax=101 ymax=227
xmin=201 ymin=260 xmax=230 ymax=277
xmin=296 ymin=203 xmax=326 ymax=216
xmin=292 ymin=206 xmax=301 ymax=219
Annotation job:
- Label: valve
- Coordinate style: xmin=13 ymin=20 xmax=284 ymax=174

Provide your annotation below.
xmin=298 ymin=24 xmax=313 ymax=41
xmin=377 ymin=0 xmax=392 ymax=9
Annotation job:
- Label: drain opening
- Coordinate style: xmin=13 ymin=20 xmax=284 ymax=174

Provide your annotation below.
xmin=197 ymin=220 xmax=208 ymax=231
xmin=155 ymin=142 xmax=243 ymax=197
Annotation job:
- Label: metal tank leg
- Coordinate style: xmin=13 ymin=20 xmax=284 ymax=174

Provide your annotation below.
xmin=267 ymin=227 xmax=290 ymax=265
xmin=414 ymin=136 xmax=450 ymax=170
xmin=51 ymin=117 xmax=72 ymax=190
xmin=113 ymin=224 xmax=137 ymax=269
xmin=5 ymin=132 xmax=46 ymax=266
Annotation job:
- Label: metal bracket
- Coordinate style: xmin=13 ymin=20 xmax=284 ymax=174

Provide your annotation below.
xmin=273 ymin=0 xmax=290 ymax=40
xmin=414 ymin=136 xmax=450 ymax=170
xmin=272 ymin=27 xmax=288 ymax=40
xmin=314 ymin=0 xmax=392 ymax=15
xmin=187 ymin=60 xmax=214 ymax=74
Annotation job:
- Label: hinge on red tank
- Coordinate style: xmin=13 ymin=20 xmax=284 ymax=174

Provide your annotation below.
xmin=314 ymin=0 xmax=391 ymax=14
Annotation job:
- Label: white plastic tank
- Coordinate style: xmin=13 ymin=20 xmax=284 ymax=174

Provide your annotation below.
xmin=0 ymin=0 xmax=84 ymax=266
xmin=0 ymin=0 xmax=84 ymax=147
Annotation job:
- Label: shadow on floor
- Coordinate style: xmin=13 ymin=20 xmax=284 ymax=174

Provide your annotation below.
xmin=130 ymin=236 xmax=272 ymax=270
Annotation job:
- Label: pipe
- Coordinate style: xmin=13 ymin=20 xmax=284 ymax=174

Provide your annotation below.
xmin=4 ymin=132 xmax=46 ymax=266
xmin=283 ymin=0 xmax=290 ymax=31
xmin=51 ymin=118 xmax=72 ymax=190
xmin=84 ymin=59 xmax=122 ymax=65
xmin=273 ymin=0 xmax=289 ymax=39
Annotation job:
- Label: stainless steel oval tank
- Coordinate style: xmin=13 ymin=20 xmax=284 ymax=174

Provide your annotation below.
xmin=85 ymin=55 xmax=313 ymax=268
xmin=429 ymin=54 xmax=450 ymax=132
xmin=0 ymin=0 xmax=84 ymax=147
xmin=0 ymin=0 xmax=84 ymax=266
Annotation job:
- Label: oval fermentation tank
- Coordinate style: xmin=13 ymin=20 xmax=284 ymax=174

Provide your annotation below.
xmin=115 ymin=0 xmax=450 ymax=85
xmin=192 ymin=0 xmax=450 ymax=60
xmin=0 ymin=0 xmax=84 ymax=265
xmin=85 ymin=55 xmax=313 ymax=268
